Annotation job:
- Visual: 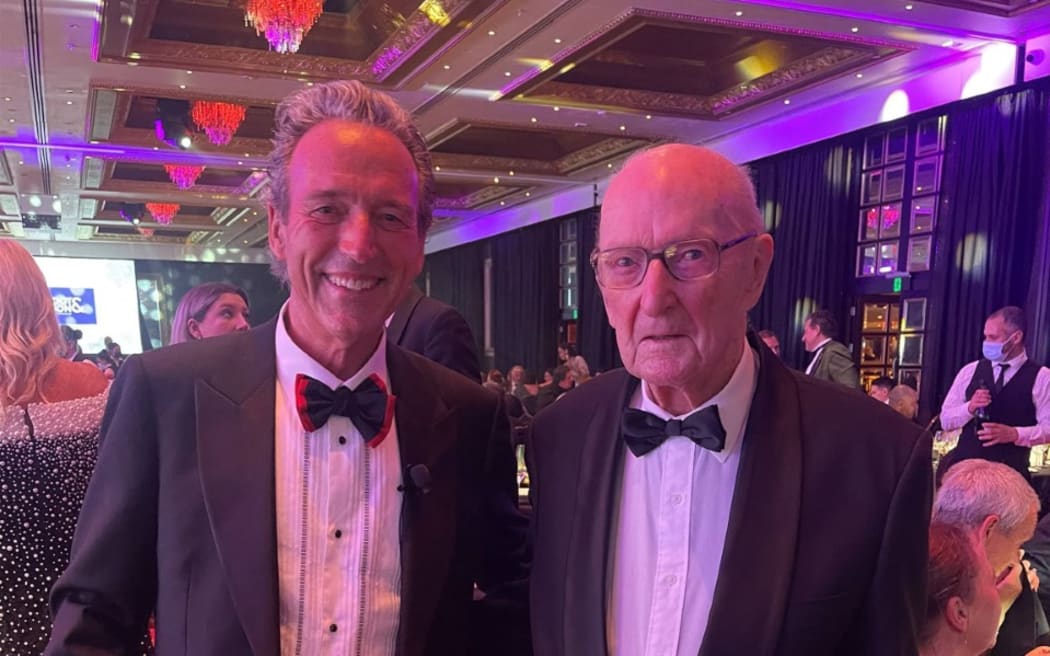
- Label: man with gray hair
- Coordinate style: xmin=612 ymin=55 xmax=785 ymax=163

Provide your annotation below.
xmin=48 ymin=80 xmax=527 ymax=655
xmin=528 ymin=144 xmax=932 ymax=655
xmin=933 ymin=458 xmax=1048 ymax=654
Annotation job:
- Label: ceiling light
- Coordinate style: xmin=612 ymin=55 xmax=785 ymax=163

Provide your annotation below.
xmin=52 ymin=200 xmax=62 ymax=213
xmin=65 ymin=89 xmax=74 ymax=94
xmin=619 ymin=125 xmax=626 ymax=131
xmin=129 ymin=52 xmax=141 ymax=59
xmin=942 ymin=39 xmax=955 ymax=47
xmin=645 ymin=114 xmax=652 ymax=119
xmin=3 ymin=97 xmax=11 ymax=101
xmin=851 ymin=27 xmax=859 ymax=33
xmin=487 ymin=30 xmax=496 ymax=36
xmin=179 ymin=135 xmax=192 ymax=148
xmin=530 ymin=117 xmax=537 ymax=123
xmin=504 ymin=71 xmax=511 ymax=77
xmin=493 ymin=176 xmax=500 ymax=184
xmin=500 ymin=201 xmax=505 ymax=206
xmin=553 ymin=106 xmax=560 ymax=111
xmin=554 ymin=38 xmax=562 ymax=44
xmin=443 ymin=64 xmax=450 ymax=70
xmin=127 ymin=62 xmax=138 ymax=66
xmin=435 ymin=165 xmax=441 ymax=171
xmin=28 ymin=195 xmax=42 ymax=208
xmin=6 ymin=119 xmax=13 ymax=124
xmin=179 ymin=84 xmax=187 ymax=89
xmin=238 ymin=160 xmax=243 ymax=165
xmin=155 ymin=99 xmax=192 ymax=149
xmin=65 ymin=100 xmax=73 ymax=105
xmin=186 ymin=70 xmax=193 ymax=74
xmin=508 ymin=170 xmax=514 ymax=176
xmin=905 ymin=3 xmax=913 ymax=9
xmin=525 ymin=192 xmax=531 ymax=197
xmin=607 ymin=163 xmax=613 ymax=168
xmin=783 ymin=99 xmax=791 ymax=104
xmin=735 ymin=10 xmax=743 ymax=16
xmin=856 ymin=73 xmax=863 ymax=78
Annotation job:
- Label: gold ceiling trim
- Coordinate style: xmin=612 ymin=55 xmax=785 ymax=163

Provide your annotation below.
xmin=436 ymin=184 xmax=523 ymax=210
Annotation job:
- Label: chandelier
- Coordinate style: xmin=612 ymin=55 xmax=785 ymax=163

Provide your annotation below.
xmin=244 ymin=0 xmax=323 ymax=54
xmin=164 ymin=164 xmax=205 ymax=190
xmin=191 ymin=101 xmax=247 ymax=146
xmin=146 ymin=203 xmax=180 ymax=225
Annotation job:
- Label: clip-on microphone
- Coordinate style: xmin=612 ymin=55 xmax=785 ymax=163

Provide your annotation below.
xmin=397 ymin=464 xmax=432 ymax=494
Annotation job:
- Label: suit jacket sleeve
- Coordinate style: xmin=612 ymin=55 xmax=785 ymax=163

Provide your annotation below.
xmin=855 ymin=430 xmax=933 ymax=656
xmin=424 ymin=308 xmax=481 ymax=383
xmin=826 ymin=344 xmax=860 ymax=389
xmin=47 ymin=355 xmax=159 ymax=655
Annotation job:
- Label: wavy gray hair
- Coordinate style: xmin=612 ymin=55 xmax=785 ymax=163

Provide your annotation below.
xmin=265 ymin=79 xmax=435 ymax=283
xmin=933 ymin=459 xmax=1039 ymax=534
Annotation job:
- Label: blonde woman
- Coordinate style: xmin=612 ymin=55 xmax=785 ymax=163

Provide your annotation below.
xmin=0 ymin=240 xmax=112 ymax=654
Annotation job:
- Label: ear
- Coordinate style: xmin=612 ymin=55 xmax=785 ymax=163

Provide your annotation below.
xmin=268 ymin=204 xmax=287 ymax=263
xmin=944 ymin=596 xmax=969 ymax=633
xmin=187 ymin=319 xmax=204 ymax=341
xmin=980 ymin=515 xmax=1000 ymax=542
xmin=742 ymin=233 xmax=774 ymax=307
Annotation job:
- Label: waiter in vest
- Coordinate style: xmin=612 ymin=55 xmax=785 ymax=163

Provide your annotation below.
xmin=940 ymin=306 xmax=1050 ymax=480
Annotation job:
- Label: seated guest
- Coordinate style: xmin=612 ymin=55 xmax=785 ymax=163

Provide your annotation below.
xmin=921 ymin=522 xmax=1003 ymax=656
xmin=934 ymin=459 xmax=1049 ymax=655
xmin=535 ymin=365 xmax=573 ymax=413
xmin=486 ymin=368 xmax=506 ymax=388
xmin=61 ymin=325 xmax=85 ymax=361
xmin=0 ymin=240 xmax=130 ymax=654
xmin=566 ymin=355 xmax=591 ymax=386
xmin=757 ymin=329 xmax=780 ymax=357
xmin=508 ymin=365 xmax=529 ymax=399
xmin=869 ymin=376 xmax=895 ymax=403
xmin=169 ymin=282 xmax=251 ymax=345
xmin=890 ymin=383 xmax=920 ymax=421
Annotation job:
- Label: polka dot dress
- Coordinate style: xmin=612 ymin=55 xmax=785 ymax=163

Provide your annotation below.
xmin=0 ymin=391 xmax=105 ymax=654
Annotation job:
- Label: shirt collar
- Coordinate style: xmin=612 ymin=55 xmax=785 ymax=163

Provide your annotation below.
xmin=637 ymin=341 xmax=759 ymax=463
xmin=275 ymin=301 xmax=390 ymax=404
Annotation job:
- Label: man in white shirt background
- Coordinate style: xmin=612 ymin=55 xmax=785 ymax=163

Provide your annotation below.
xmin=939 ymin=306 xmax=1050 ymax=482
xmin=47 ymin=80 xmax=528 ymax=656
xmin=528 ymin=143 xmax=932 ymax=655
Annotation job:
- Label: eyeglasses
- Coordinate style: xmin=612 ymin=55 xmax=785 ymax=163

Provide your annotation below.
xmin=590 ymin=232 xmax=757 ymax=289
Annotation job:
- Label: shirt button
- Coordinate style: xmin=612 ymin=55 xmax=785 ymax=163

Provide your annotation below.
xmin=329 ymin=623 xmax=338 ymax=633
xmin=334 ymin=529 xmax=342 ymax=539
xmin=664 ymin=574 xmax=678 ymax=586
xmin=338 ymin=436 xmax=347 ymax=445
xmin=670 ymin=493 xmax=684 ymax=505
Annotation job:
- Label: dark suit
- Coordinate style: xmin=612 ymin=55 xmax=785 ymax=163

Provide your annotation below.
xmin=808 ymin=339 xmax=860 ymax=389
xmin=388 ymin=286 xmax=480 ymax=382
xmin=47 ymin=319 xmax=526 ymax=656
xmin=528 ymin=333 xmax=932 ymax=655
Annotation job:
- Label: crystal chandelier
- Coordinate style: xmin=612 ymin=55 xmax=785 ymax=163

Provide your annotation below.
xmin=191 ymin=101 xmax=247 ymax=146
xmin=244 ymin=0 xmax=323 ymax=54
xmin=146 ymin=203 xmax=180 ymax=225
xmin=164 ymin=164 xmax=205 ymax=190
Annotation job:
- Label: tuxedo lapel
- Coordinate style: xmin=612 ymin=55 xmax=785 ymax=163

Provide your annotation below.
xmin=196 ymin=321 xmax=280 ymax=656
xmin=388 ymin=287 xmax=424 ymax=347
xmin=387 ymin=345 xmax=459 ymax=656
xmin=700 ymin=336 xmax=802 ymax=655
xmin=563 ymin=371 xmax=637 ymax=653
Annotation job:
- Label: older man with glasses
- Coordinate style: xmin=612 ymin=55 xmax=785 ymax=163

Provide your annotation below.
xmin=527 ymin=144 xmax=933 ymax=656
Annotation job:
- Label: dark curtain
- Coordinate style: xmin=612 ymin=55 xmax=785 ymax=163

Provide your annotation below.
xmin=1028 ymin=108 xmax=1050 ymax=367
xmin=577 ymin=207 xmax=622 ymax=373
xmin=749 ymin=137 xmax=862 ymax=369
xmin=491 ymin=221 xmax=561 ymax=377
xmin=425 ymin=239 xmax=486 ymax=356
xmin=925 ymin=85 xmax=1050 ymax=412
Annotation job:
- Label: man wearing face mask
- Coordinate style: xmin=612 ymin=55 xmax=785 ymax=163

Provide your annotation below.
xmin=940 ymin=306 xmax=1050 ymax=481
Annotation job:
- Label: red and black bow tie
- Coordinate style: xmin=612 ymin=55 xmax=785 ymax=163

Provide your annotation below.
xmin=294 ymin=373 xmax=395 ymax=446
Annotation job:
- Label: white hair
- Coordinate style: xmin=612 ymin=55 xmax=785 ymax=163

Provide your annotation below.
xmin=933 ymin=459 xmax=1039 ymax=533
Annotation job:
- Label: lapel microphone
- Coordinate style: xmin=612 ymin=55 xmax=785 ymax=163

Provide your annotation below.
xmin=397 ymin=464 xmax=432 ymax=495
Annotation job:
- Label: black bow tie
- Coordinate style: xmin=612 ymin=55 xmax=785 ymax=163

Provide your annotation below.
xmin=622 ymin=406 xmax=727 ymax=457
xmin=294 ymin=373 xmax=395 ymax=445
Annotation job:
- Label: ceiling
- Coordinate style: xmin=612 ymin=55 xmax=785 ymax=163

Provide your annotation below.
xmin=1 ymin=0 xmax=1048 ymax=260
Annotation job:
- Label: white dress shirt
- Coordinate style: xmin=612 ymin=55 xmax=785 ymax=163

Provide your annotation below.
xmin=274 ymin=303 xmax=403 ymax=656
xmin=940 ymin=350 xmax=1050 ymax=446
xmin=804 ymin=337 xmax=832 ymax=375
xmin=608 ymin=343 xmax=759 ymax=656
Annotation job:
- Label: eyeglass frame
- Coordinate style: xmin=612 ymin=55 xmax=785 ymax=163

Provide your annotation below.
xmin=589 ymin=232 xmax=758 ymax=289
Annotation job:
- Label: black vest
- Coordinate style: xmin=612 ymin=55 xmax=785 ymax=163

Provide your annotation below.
xmin=952 ymin=358 xmax=1039 ymax=479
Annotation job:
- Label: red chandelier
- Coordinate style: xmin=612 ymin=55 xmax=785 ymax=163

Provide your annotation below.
xmin=164 ymin=164 xmax=205 ymax=190
xmin=146 ymin=203 xmax=180 ymax=225
xmin=191 ymin=101 xmax=247 ymax=146
xmin=244 ymin=0 xmax=323 ymax=54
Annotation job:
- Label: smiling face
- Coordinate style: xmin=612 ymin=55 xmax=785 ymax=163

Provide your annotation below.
xmin=597 ymin=145 xmax=773 ymax=411
xmin=268 ymin=119 xmax=424 ymax=375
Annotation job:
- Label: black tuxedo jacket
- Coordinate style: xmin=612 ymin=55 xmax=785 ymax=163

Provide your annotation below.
xmin=529 ymin=334 xmax=932 ymax=655
xmin=47 ymin=319 xmax=526 ymax=656
xmin=388 ymin=286 xmax=481 ymax=383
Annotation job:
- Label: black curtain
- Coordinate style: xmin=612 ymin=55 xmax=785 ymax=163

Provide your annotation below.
xmin=491 ymin=221 xmax=561 ymax=377
xmin=577 ymin=207 xmax=621 ymax=373
xmin=924 ymin=84 xmax=1050 ymax=411
xmin=424 ymin=239 xmax=486 ymax=356
xmin=749 ymin=137 xmax=862 ymax=369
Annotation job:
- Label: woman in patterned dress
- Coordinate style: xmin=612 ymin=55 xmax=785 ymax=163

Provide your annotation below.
xmin=0 ymin=239 xmax=111 ymax=654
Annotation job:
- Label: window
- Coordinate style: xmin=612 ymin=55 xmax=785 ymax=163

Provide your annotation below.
xmin=857 ymin=116 xmax=945 ymax=277
xmin=559 ymin=218 xmax=578 ymax=321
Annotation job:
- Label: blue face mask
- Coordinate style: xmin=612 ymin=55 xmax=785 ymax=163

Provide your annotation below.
xmin=982 ymin=332 xmax=1017 ymax=363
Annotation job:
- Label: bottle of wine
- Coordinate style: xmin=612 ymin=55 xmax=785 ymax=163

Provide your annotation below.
xmin=974 ymin=380 xmax=992 ymax=428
